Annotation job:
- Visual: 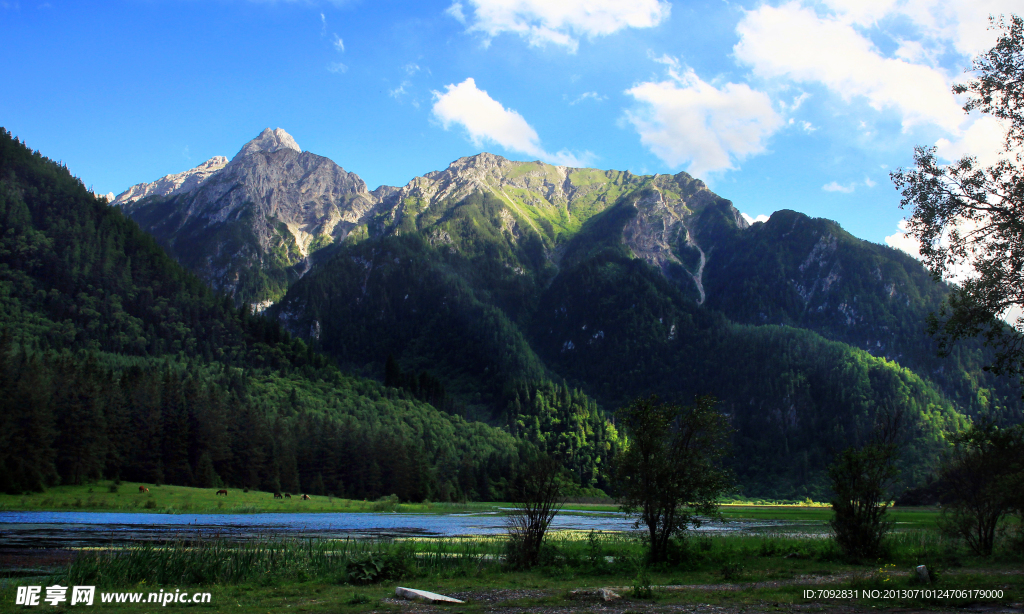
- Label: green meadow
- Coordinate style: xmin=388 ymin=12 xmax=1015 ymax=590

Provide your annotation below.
xmin=1 ymin=528 xmax=1020 ymax=613
xmin=0 ymin=482 xmax=1000 ymax=613
xmin=0 ymin=481 xmax=504 ymax=515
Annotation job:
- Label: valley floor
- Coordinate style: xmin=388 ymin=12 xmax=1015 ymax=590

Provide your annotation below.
xmin=2 ymin=570 xmax=1022 ymax=613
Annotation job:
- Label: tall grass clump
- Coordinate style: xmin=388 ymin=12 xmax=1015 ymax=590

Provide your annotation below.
xmin=59 ymin=537 xmax=419 ymax=587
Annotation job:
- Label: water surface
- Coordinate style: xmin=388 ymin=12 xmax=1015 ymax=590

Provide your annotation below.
xmin=0 ymin=510 xmax=808 ymax=549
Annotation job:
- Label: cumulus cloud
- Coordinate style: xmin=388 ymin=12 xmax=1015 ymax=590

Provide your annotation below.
xmin=449 ymin=0 xmax=670 ymax=52
xmin=936 ymin=115 xmax=1014 ymax=167
xmin=431 ymin=78 xmax=591 ymax=166
xmin=741 ymin=212 xmax=770 ymax=225
xmin=624 ymin=58 xmax=782 ymax=177
xmin=734 ymin=2 xmax=963 ymax=132
xmin=884 ymin=219 xmax=922 ymax=259
xmin=821 ymin=0 xmax=1019 ymax=57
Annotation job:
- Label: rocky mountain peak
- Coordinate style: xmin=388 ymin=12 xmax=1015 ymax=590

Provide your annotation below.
xmin=112 ymin=155 xmax=229 ymax=206
xmin=235 ymin=128 xmax=302 ymax=160
xmin=446 ymin=152 xmax=513 ymax=173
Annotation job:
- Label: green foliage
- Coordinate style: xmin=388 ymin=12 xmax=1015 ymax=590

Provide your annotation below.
xmin=0 ymin=128 xmax=525 ymax=499
xmin=615 ymin=395 xmax=733 ymax=563
xmin=536 ymin=248 xmax=966 ymax=498
xmin=937 ymin=423 xmax=1024 ymax=555
xmin=828 ymin=443 xmax=900 ymax=560
xmin=892 ymin=16 xmax=1024 ymax=383
xmin=504 ymin=455 xmax=565 ymax=569
xmin=703 ymin=209 xmax=1021 ymax=425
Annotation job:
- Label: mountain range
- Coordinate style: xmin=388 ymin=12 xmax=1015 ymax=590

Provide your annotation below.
xmin=109 ymin=128 xmax=1022 ymax=498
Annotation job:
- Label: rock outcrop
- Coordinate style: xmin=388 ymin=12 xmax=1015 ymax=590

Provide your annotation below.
xmin=114 ymin=129 xmax=747 ymax=307
xmin=113 ymin=156 xmax=228 ymax=205
xmin=116 ymin=128 xmax=376 ymax=305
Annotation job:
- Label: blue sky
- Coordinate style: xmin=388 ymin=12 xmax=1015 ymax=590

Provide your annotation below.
xmin=0 ymin=0 xmax=1014 ymax=248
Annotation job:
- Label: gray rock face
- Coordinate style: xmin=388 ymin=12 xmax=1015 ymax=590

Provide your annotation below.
xmin=117 ymin=128 xmax=376 ymax=305
xmin=116 ymin=130 xmax=749 ymax=307
xmin=237 ymin=127 xmax=301 ymax=156
xmin=113 ymin=156 xmax=228 ymax=205
xmin=620 ymin=175 xmax=741 ymax=305
xmin=182 ymin=129 xmax=373 ymax=253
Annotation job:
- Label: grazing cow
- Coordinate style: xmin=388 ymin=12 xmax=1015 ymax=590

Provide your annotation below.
xmin=284 ymin=493 xmax=291 ymax=499
xmin=138 ymin=486 xmax=149 ymax=493
xmin=301 ymin=494 xmax=310 ymax=500
xmin=216 ymin=489 xmax=228 ymax=496
xmin=273 ymin=492 xmax=283 ymax=499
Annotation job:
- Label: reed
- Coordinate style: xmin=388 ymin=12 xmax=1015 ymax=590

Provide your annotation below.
xmin=53 ymin=527 xmax=1002 ymax=589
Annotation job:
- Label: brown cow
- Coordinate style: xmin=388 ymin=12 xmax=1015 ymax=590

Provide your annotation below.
xmin=273 ymin=492 xmax=283 ymax=499
xmin=216 ymin=489 xmax=228 ymax=496
xmin=284 ymin=493 xmax=291 ymax=499
xmin=138 ymin=486 xmax=149 ymax=493
xmin=301 ymin=494 xmax=310 ymax=500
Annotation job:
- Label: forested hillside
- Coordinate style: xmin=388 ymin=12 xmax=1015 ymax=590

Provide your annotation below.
xmin=0 ymin=129 xmax=564 ymax=498
xmin=273 ymin=177 xmax=978 ymax=499
xmin=702 ymin=210 xmax=1020 ymax=424
xmin=11 ymin=124 xmax=1016 ymax=501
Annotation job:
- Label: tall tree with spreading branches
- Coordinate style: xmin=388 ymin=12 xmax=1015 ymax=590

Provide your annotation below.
xmin=892 ymin=15 xmax=1024 ymax=378
xmin=615 ymin=395 xmax=733 ymax=563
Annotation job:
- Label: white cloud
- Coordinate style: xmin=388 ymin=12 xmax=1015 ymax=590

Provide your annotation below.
xmin=734 ymin=2 xmax=963 ymax=132
xmin=624 ymin=60 xmax=783 ymax=177
xmin=822 ymin=0 xmax=1018 ymax=58
xmin=885 ymin=219 xmax=923 ymax=259
xmin=390 ymin=80 xmax=412 ymax=98
xmin=332 ymin=34 xmax=345 ymax=52
xmin=569 ymin=91 xmax=606 ymax=105
xmin=327 ymin=62 xmax=348 ymax=73
xmin=800 ymin=121 xmax=817 ymax=133
xmin=446 ymin=1 xmax=466 ymax=23
xmin=431 ymin=78 xmax=591 ymax=166
xmin=864 ymin=176 xmax=877 ymax=187
xmin=782 ymin=92 xmax=810 ymax=111
xmin=935 ymin=115 xmax=1014 ymax=167
xmin=741 ymin=212 xmax=770 ymax=225
xmin=823 ymin=181 xmax=855 ymax=193
xmin=450 ymin=0 xmax=670 ymax=52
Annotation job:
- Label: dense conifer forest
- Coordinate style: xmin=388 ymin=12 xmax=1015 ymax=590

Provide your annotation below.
xmin=0 ymin=129 xmax=610 ymax=498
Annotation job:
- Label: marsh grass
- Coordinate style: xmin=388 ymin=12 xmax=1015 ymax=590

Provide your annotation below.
xmin=53 ymin=528 xmax=987 ymax=589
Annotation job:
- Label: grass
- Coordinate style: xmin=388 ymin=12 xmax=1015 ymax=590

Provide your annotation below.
xmin=0 ymin=504 xmax=1021 ymax=614
xmin=1 ymin=528 xmax=1021 ymax=613
xmin=0 ymin=482 xmax=520 ymax=514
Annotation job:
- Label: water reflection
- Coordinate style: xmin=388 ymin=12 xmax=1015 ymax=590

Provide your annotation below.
xmin=0 ymin=510 xmax=813 ymax=549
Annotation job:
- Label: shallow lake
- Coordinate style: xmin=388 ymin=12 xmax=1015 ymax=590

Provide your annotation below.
xmin=0 ymin=510 xmax=805 ymax=549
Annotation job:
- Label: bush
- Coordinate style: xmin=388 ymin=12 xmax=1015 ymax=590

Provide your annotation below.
xmin=829 ymin=410 xmax=904 ymax=560
xmin=505 ymin=455 xmax=565 ymax=569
